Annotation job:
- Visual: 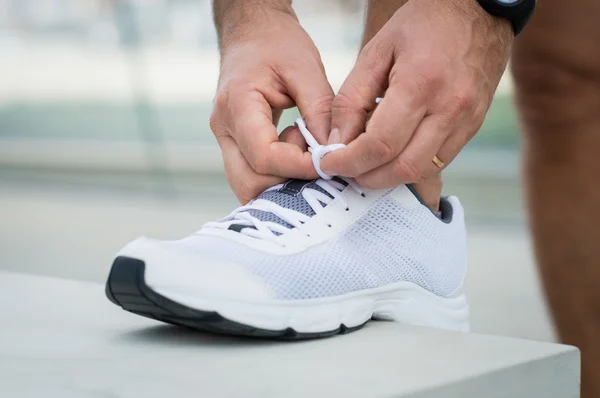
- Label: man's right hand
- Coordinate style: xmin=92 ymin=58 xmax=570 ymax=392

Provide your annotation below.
xmin=210 ymin=1 xmax=334 ymax=204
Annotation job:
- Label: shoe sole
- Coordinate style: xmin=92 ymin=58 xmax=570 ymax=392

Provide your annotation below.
xmin=106 ymin=256 xmax=469 ymax=340
xmin=106 ymin=256 xmax=367 ymax=340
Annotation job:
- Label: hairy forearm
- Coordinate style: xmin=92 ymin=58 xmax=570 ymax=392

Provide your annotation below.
xmin=362 ymin=0 xmax=409 ymax=48
xmin=213 ymin=0 xmax=294 ymax=50
xmin=362 ymin=0 xmax=511 ymax=49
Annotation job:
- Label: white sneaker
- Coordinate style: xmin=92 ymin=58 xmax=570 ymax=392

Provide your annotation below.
xmin=105 ymin=120 xmax=469 ymax=339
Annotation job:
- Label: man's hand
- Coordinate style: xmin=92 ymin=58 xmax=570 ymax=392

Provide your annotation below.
xmin=321 ymin=0 xmax=513 ymax=188
xmin=211 ymin=1 xmax=334 ymax=203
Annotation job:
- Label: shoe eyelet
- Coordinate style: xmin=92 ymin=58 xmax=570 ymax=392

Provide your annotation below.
xmin=327 ymin=224 xmax=332 ymax=228
xmin=345 ymin=207 xmax=350 ymax=211
xmin=360 ymin=193 xmax=366 ymax=198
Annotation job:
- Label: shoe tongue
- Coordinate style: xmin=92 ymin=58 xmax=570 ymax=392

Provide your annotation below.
xmin=229 ymin=178 xmax=347 ymax=232
xmin=248 ymin=180 xmax=330 ymax=228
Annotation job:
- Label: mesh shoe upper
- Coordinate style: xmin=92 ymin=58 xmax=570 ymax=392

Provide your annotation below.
xmin=169 ymin=193 xmax=467 ymax=300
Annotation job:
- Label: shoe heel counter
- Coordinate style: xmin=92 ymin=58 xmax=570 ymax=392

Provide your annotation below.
xmin=447 ymin=196 xmax=468 ymax=297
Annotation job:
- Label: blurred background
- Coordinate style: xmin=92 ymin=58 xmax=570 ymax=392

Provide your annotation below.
xmin=0 ymin=0 xmax=553 ymax=342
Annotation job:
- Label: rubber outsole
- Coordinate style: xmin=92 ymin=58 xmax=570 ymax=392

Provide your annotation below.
xmin=105 ymin=256 xmax=367 ymax=340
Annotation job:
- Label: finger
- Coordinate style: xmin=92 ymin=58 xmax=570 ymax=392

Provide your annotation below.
xmin=432 ymin=128 xmax=471 ymax=173
xmin=282 ymin=62 xmax=335 ymax=144
xmin=279 ymin=125 xmax=308 ymax=152
xmin=330 ymin=38 xmax=394 ymax=145
xmin=217 ymin=135 xmax=286 ymax=204
xmin=354 ymin=115 xmax=451 ymax=189
xmin=228 ymin=91 xmax=318 ymax=179
xmin=321 ymin=84 xmax=426 ymax=177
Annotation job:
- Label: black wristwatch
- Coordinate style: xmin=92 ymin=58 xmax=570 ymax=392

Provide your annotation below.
xmin=476 ymin=0 xmax=536 ymax=36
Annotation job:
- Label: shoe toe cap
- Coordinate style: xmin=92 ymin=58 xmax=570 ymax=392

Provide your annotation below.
xmin=116 ymin=237 xmax=273 ymax=302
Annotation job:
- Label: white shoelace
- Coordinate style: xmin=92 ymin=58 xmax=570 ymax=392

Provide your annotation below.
xmin=203 ymin=118 xmax=363 ymax=244
xmin=295 ymin=118 xmax=346 ymax=180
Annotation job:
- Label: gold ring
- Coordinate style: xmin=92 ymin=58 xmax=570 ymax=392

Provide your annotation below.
xmin=432 ymin=155 xmax=445 ymax=168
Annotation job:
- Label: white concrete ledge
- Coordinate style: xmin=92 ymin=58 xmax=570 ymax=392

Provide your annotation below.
xmin=0 ymin=271 xmax=579 ymax=398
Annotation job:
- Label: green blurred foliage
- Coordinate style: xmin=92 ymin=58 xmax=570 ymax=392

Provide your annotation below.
xmin=0 ymin=95 xmax=519 ymax=149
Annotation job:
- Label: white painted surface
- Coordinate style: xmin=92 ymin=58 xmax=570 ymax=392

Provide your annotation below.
xmin=0 ymin=271 xmax=578 ymax=398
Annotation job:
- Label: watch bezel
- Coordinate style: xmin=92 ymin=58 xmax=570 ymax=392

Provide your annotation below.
xmin=477 ymin=0 xmax=536 ymax=36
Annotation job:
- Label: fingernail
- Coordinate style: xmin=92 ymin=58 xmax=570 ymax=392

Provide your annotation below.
xmin=320 ymin=157 xmax=336 ymax=176
xmin=328 ymin=128 xmax=341 ymax=145
xmin=321 ymin=165 xmax=334 ymax=176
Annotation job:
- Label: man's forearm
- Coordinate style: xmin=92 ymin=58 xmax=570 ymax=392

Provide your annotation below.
xmin=362 ymin=0 xmax=511 ymax=50
xmin=362 ymin=0 xmax=410 ymax=48
xmin=213 ymin=0 xmax=294 ymax=50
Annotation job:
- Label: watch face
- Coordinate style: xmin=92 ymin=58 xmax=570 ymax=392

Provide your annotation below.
xmin=496 ymin=0 xmax=522 ymax=3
